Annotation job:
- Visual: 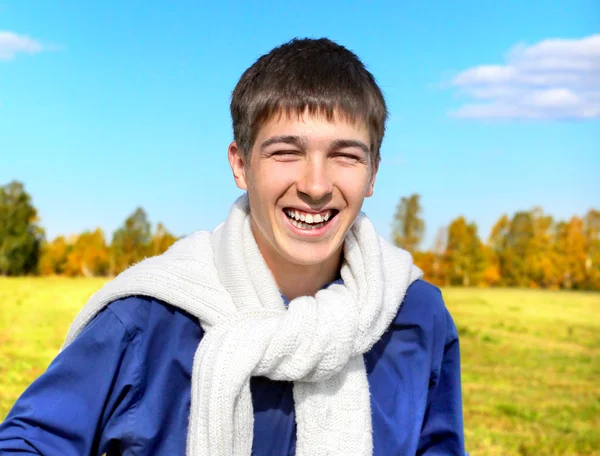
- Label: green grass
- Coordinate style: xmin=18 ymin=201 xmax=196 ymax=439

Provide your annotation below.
xmin=1 ymin=278 xmax=599 ymax=455
xmin=0 ymin=277 xmax=107 ymax=418
xmin=443 ymin=287 xmax=600 ymax=455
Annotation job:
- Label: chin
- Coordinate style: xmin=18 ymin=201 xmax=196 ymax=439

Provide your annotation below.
xmin=280 ymin=242 xmax=341 ymax=267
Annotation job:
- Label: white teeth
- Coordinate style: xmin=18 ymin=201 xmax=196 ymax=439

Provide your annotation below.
xmin=290 ymin=218 xmax=326 ymax=230
xmin=285 ymin=208 xmax=335 ymax=226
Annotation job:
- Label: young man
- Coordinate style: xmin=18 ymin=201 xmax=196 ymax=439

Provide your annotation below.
xmin=0 ymin=38 xmax=466 ymax=455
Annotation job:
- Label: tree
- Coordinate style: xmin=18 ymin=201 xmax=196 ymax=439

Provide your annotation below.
xmin=529 ymin=208 xmax=561 ymax=289
xmin=555 ymin=217 xmax=587 ymax=289
xmin=431 ymin=226 xmax=448 ymax=285
xmin=488 ymin=214 xmax=510 ymax=277
xmin=392 ymin=194 xmax=425 ymax=254
xmin=500 ymin=211 xmax=536 ymax=287
xmin=413 ymin=251 xmax=438 ymax=286
xmin=488 ymin=209 xmax=566 ymax=288
xmin=481 ymin=245 xmax=501 ymax=287
xmin=445 ymin=216 xmax=485 ymax=286
xmin=413 ymin=232 xmax=447 ymax=288
xmin=38 ymin=236 xmax=71 ymax=275
xmin=151 ymin=223 xmax=177 ymax=257
xmin=0 ymin=181 xmax=44 ymax=275
xmin=111 ymin=208 xmax=151 ymax=275
xmin=583 ymin=209 xmax=600 ymax=290
xmin=65 ymin=228 xmax=110 ymax=277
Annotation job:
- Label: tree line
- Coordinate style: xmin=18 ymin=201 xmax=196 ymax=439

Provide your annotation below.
xmin=392 ymin=194 xmax=600 ymax=290
xmin=0 ymin=181 xmax=177 ymax=277
xmin=1 ymin=180 xmax=599 ymax=290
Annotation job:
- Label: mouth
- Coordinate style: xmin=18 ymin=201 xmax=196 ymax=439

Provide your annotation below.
xmin=283 ymin=207 xmax=339 ymax=231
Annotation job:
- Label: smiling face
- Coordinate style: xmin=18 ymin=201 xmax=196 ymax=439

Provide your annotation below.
xmin=228 ymin=111 xmax=378 ymax=274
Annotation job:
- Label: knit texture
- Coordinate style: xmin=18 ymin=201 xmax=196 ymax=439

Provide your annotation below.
xmin=62 ymin=194 xmax=422 ymax=455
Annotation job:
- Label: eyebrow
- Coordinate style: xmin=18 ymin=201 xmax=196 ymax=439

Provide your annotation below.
xmin=330 ymin=139 xmax=370 ymax=156
xmin=260 ymin=135 xmax=307 ymax=151
xmin=260 ymin=136 xmax=370 ymax=155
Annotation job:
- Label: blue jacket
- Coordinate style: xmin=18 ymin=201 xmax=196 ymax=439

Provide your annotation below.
xmin=0 ymin=279 xmax=466 ymax=455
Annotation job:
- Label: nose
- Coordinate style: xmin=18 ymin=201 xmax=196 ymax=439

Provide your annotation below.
xmin=296 ymin=157 xmax=333 ymax=203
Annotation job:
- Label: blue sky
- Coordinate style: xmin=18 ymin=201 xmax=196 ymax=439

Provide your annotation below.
xmin=1 ymin=0 xmax=598 ymax=248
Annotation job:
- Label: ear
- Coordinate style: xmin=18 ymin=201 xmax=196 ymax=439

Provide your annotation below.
xmin=228 ymin=141 xmax=248 ymax=190
xmin=366 ymin=161 xmax=379 ymax=198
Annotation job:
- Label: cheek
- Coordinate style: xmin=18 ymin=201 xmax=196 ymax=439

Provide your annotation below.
xmin=337 ymin=171 xmax=372 ymax=202
xmin=258 ymin=163 xmax=300 ymax=194
xmin=246 ymin=169 xmax=288 ymax=227
xmin=273 ymin=162 xmax=303 ymax=180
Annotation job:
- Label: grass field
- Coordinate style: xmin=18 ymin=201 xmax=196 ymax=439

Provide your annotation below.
xmin=1 ymin=277 xmax=599 ymax=455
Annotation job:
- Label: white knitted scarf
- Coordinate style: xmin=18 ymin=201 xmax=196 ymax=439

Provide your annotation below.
xmin=62 ymin=194 xmax=422 ymax=455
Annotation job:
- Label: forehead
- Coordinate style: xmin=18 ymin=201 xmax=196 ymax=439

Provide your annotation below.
xmin=254 ymin=110 xmax=370 ymax=146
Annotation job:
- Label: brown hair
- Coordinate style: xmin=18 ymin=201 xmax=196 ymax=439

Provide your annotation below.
xmin=230 ymin=37 xmax=387 ymax=164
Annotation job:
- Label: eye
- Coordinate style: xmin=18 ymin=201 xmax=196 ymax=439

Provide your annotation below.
xmin=271 ymin=150 xmax=301 ymax=160
xmin=334 ymin=153 xmax=362 ymax=163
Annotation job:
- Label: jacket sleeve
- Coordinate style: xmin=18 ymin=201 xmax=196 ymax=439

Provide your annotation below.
xmin=417 ymin=304 xmax=468 ymax=456
xmin=0 ymin=304 xmax=140 ymax=455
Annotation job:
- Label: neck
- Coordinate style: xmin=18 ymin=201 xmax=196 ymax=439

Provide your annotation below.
xmin=272 ymin=251 xmax=342 ymax=301
xmin=251 ymin=227 xmax=342 ymax=301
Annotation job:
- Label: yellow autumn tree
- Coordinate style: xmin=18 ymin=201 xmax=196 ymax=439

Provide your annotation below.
xmin=554 ymin=217 xmax=588 ymax=289
xmin=529 ymin=208 xmax=561 ymax=289
xmin=64 ymin=228 xmax=110 ymax=277
xmin=445 ymin=216 xmax=486 ymax=287
xmin=584 ymin=209 xmax=600 ymax=290
xmin=151 ymin=222 xmax=178 ymax=257
xmin=481 ymin=245 xmax=501 ymax=287
xmin=38 ymin=236 xmax=71 ymax=275
xmin=487 ymin=214 xmax=510 ymax=286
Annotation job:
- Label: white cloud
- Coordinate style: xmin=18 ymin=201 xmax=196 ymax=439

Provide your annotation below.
xmin=449 ymin=34 xmax=600 ymax=120
xmin=0 ymin=31 xmax=45 ymax=61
